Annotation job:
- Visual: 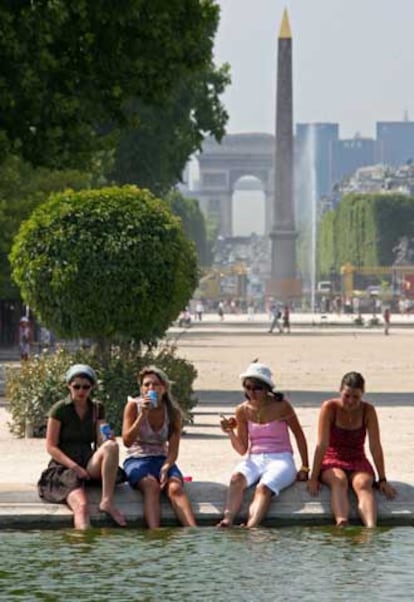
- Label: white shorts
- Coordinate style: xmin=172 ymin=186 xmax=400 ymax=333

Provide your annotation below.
xmin=233 ymin=452 xmax=296 ymax=495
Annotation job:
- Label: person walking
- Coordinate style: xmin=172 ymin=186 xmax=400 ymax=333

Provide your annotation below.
xmin=268 ymin=303 xmax=282 ymax=333
xmin=383 ymin=307 xmax=391 ymax=335
xmin=282 ymin=305 xmax=291 ymax=333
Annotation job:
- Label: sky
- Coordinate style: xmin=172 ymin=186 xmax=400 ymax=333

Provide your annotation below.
xmin=214 ymin=0 xmax=414 ymax=140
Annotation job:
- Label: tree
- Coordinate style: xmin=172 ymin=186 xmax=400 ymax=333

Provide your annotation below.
xmin=166 ymin=190 xmax=211 ymax=266
xmin=0 ymin=155 xmax=96 ymax=298
xmin=110 ymin=62 xmax=230 ymax=195
xmin=10 ymin=186 xmax=198 ymax=346
xmin=0 ymin=1 xmax=224 ymax=170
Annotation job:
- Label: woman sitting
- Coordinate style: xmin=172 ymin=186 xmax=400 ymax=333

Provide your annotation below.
xmin=218 ymin=361 xmax=309 ymax=528
xmin=122 ymin=365 xmax=196 ymax=528
xmin=307 ymin=371 xmax=396 ymax=527
xmin=38 ymin=363 xmax=126 ymax=529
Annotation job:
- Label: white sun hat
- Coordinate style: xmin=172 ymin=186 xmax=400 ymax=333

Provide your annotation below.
xmin=239 ymin=362 xmax=275 ymax=389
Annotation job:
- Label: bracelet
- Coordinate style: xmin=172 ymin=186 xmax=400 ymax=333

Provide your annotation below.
xmin=299 ymin=466 xmax=310 ymax=473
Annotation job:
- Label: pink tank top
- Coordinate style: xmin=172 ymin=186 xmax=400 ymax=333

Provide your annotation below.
xmin=248 ymin=419 xmax=293 ymax=455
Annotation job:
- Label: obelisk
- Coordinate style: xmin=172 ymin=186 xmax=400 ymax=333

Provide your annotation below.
xmin=268 ymin=9 xmax=301 ymax=299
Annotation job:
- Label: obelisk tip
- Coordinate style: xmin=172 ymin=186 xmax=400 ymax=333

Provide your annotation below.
xmin=279 ymin=8 xmax=291 ymax=39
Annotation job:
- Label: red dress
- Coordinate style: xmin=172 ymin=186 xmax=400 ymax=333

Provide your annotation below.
xmin=320 ymin=402 xmax=375 ymax=476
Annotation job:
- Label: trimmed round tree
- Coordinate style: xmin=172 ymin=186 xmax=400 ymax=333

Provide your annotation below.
xmin=10 ymin=186 xmax=198 ymax=346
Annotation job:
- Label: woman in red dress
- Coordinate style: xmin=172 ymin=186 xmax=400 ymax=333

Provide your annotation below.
xmin=307 ymin=372 xmax=396 ymax=527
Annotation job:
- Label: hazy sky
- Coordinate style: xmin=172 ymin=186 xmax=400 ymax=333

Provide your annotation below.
xmin=214 ymin=0 xmax=414 ymax=139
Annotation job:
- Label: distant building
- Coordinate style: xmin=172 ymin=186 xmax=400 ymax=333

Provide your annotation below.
xmin=377 ymin=121 xmax=414 ymax=167
xmin=331 ymin=135 xmax=377 ymax=185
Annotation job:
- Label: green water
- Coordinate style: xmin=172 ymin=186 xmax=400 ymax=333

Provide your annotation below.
xmin=0 ymin=527 xmax=412 ymax=601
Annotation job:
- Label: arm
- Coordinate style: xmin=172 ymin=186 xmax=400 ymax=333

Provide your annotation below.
xmin=160 ymin=412 xmax=182 ymax=488
xmin=307 ymin=401 xmax=333 ymax=495
xmin=45 ymin=417 xmax=89 ymax=479
xmin=221 ymin=404 xmax=249 ymax=455
xmin=284 ymin=402 xmax=309 ymax=481
xmin=122 ymin=399 xmax=147 ymax=447
xmin=366 ymin=405 xmax=396 ymax=500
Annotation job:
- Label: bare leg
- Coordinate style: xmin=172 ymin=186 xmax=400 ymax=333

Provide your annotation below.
xmin=137 ymin=476 xmax=162 ymax=528
xmin=165 ymin=479 xmax=197 ymax=526
xmin=87 ymin=440 xmax=126 ymax=526
xmin=217 ymin=472 xmax=247 ymax=527
xmin=67 ymin=487 xmax=90 ymax=530
xmin=321 ymin=468 xmax=350 ymax=526
xmin=351 ymin=472 xmax=377 ymax=528
xmin=245 ymin=483 xmax=273 ymax=528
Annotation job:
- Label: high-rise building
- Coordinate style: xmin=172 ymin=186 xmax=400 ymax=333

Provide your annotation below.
xmin=377 ymin=121 xmax=414 ymax=167
xmin=331 ymin=136 xmax=377 ymax=185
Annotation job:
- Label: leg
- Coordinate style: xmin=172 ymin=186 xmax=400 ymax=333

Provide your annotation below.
xmin=87 ymin=440 xmax=126 ymax=526
xmin=137 ymin=476 xmax=162 ymax=528
xmin=245 ymin=483 xmax=273 ymax=528
xmin=217 ymin=472 xmax=248 ymax=527
xmin=165 ymin=478 xmax=197 ymax=526
xmin=351 ymin=472 xmax=377 ymax=528
xmin=67 ymin=487 xmax=90 ymax=530
xmin=321 ymin=468 xmax=350 ymax=526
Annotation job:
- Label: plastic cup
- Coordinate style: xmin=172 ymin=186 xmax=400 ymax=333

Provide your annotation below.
xmin=100 ymin=423 xmax=112 ymax=440
xmin=148 ymin=390 xmax=158 ymax=407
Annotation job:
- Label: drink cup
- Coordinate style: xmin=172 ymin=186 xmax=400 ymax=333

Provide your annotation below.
xmin=100 ymin=423 xmax=112 ymax=440
xmin=148 ymin=390 xmax=158 ymax=408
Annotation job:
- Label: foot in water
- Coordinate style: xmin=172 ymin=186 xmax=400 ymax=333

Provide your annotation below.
xmin=99 ymin=503 xmax=127 ymax=527
xmin=216 ymin=516 xmax=234 ymax=528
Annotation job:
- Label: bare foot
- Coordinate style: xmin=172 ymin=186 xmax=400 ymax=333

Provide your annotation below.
xmin=216 ymin=517 xmax=233 ymax=528
xmin=99 ymin=503 xmax=127 ymax=527
xmin=336 ymin=519 xmax=348 ymax=527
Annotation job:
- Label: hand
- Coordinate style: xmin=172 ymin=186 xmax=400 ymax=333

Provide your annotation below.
xmin=379 ymin=480 xmax=396 ymax=500
xmin=307 ymin=478 xmax=320 ymax=496
xmin=140 ymin=396 xmax=153 ymax=413
xmin=220 ymin=416 xmax=237 ymax=433
xmin=72 ymin=465 xmax=90 ymax=480
xmin=159 ymin=464 xmax=170 ymax=489
xmin=296 ymin=469 xmax=309 ymax=482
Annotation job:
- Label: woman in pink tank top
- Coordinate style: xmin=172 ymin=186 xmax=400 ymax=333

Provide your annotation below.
xmin=307 ymin=371 xmax=396 ymax=527
xmin=217 ymin=361 xmax=309 ymax=528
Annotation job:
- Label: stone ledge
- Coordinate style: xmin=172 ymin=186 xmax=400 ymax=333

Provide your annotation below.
xmin=0 ymin=481 xmax=412 ymax=528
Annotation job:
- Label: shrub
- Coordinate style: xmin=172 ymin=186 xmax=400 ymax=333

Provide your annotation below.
xmin=6 ymin=345 xmax=198 ymax=437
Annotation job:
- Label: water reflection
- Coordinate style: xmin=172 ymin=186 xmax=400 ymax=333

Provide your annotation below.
xmin=0 ymin=527 xmax=412 ymax=601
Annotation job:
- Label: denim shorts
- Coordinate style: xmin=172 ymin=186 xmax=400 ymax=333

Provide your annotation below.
xmin=123 ymin=455 xmax=183 ymax=488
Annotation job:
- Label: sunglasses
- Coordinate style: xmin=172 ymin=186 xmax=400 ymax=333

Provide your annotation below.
xmin=71 ymin=384 xmax=92 ymax=391
xmin=244 ymin=384 xmax=265 ymax=392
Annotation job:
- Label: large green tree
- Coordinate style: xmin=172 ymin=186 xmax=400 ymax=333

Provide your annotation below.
xmin=0 ymin=155 xmax=97 ymax=298
xmin=10 ymin=186 xmax=198 ymax=346
xmin=317 ymin=192 xmax=414 ymax=277
xmin=0 ymin=1 xmax=224 ymax=170
xmin=110 ymin=62 xmax=230 ymax=195
xmin=167 ymin=189 xmax=211 ymax=266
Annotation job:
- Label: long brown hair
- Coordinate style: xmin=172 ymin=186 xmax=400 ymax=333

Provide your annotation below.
xmin=138 ymin=366 xmax=182 ymax=436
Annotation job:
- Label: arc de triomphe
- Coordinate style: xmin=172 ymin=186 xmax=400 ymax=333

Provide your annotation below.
xmin=194 ymin=133 xmax=274 ymax=237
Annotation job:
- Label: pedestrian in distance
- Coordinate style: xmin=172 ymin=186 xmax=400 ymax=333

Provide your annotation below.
xmin=307 ymin=371 xmax=396 ymax=527
xmin=383 ymin=307 xmax=391 ymax=335
xmin=18 ymin=316 xmax=32 ymax=361
xmin=38 ymin=364 xmax=126 ymax=530
xmin=217 ymin=361 xmax=309 ymax=528
xmin=282 ymin=305 xmax=291 ymax=333
xmin=268 ymin=303 xmax=282 ymax=333
xmin=122 ymin=365 xmax=196 ymax=528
